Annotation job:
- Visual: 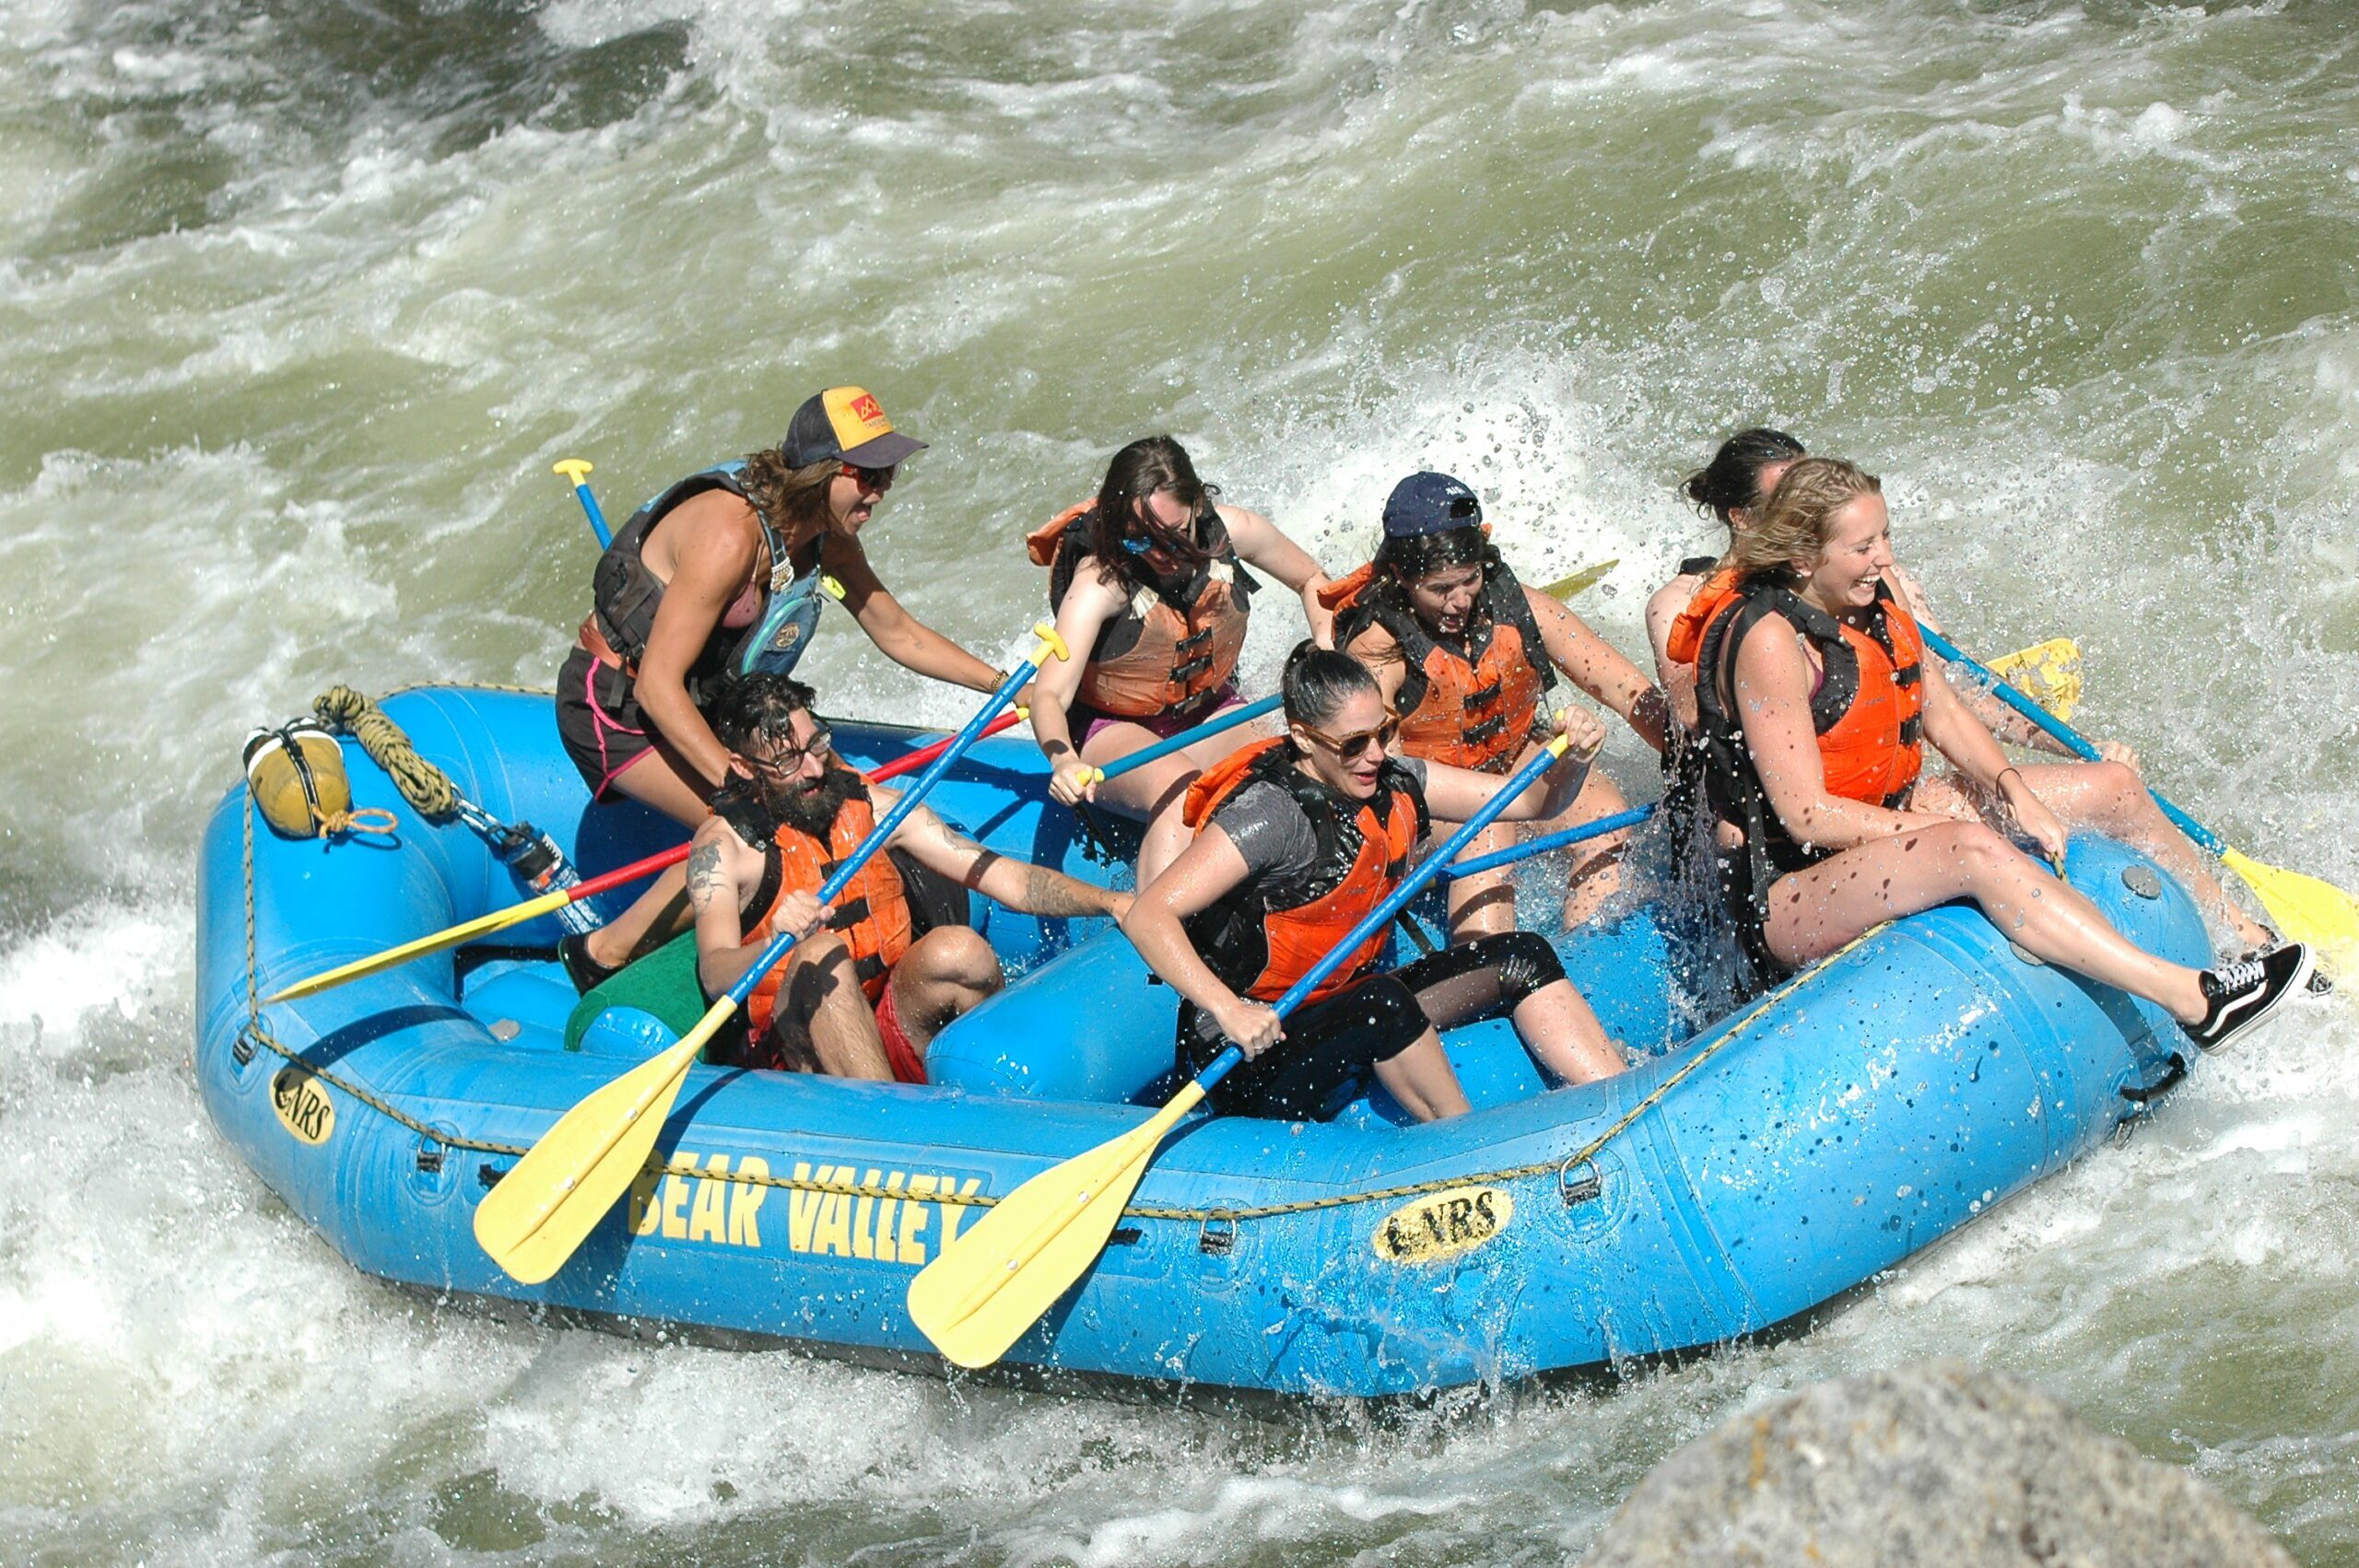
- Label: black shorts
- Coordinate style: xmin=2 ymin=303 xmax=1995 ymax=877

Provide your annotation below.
xmin=1176 ymin=930 xmax=1566 ymax=1120
xmin=556 ymin=647 xmax=658 ymax=802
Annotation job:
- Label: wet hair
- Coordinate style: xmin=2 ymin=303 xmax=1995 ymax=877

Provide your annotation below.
xmin=1684 ymin=427 xmax=1807 ymax=525
xmin=1721 ymin=458 xmax=1883 ymax=582
xmin=1087 ymin=436 xmax=1219 ymax=591
xmin=1280 ymin=640 xmax=1379 ymax=734
xmin=738 ymin=446 xmax=844 ymax=542
xmin=705 ymin=671 xmax=819 ymax=756
xmin=1374 ymin=523 xmax=1496 ymax=584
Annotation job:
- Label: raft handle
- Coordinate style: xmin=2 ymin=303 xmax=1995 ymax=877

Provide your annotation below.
xmin=1559 ymin=1161 xmax=1603 ymax=1206
xmin=479 ymin=1163 xmax=508 ymax=1190
xmin=1108 ymin=1227 xmax=1143 ymax=1248
xmin=2118 ymin=1053 xmax=2188 ymax=1107
xmin=1198 ymin=1218 xmax=1237 ymax=1256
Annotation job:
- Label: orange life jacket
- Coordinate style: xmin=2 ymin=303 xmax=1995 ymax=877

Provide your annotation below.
xmin=1179 ymin=737 xmax=1426 ymax=1005
xmin=1687 ymin=573 xmax=1926 ymax=885
xmin=1024 ymin=501 xmax=1253 ymax=720
xmin=739 ymin=781 xmax=918 ymax=1078
xmin=1321 ymin=555 xmax=1558 ymax=774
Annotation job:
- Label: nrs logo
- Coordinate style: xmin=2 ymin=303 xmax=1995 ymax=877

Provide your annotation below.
xmin=270 ymin=1063 xmax=334 ymax=1146
xmin=1371 ymin=1185 xmax=1511 ymax=1264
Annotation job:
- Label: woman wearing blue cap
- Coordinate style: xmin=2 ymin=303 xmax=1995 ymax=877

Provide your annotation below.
xmin=553 ymin=385 xmax=1015 ymax=989
xmin=1324 ymin=472 xmax=1667 ymax=940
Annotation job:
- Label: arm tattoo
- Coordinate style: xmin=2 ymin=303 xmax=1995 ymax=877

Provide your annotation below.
xmin=685 ymin=840 xmax=724 ymax=913
xmin=1015 ymin=860 xmax=1116 ymax=918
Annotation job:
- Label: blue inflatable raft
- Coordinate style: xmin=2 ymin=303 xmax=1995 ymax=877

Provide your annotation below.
xmin=194 ymin=687 xmax=2210 ymax=1396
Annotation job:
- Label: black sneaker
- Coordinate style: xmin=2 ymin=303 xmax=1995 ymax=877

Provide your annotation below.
xmin=2185 ymin=942 xmax=2317 ymax=1052
xmin=2236 ymin=937 xmax=2334 ymax=997
xmin=558 ymin=931 xmax=620 ymax=996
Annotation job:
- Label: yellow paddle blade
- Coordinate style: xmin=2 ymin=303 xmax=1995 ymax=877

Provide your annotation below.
xmin=2223 ymin=847 xmax=2359 ymax=980
xmin=472 ymin=1006 xmax=730 ymax=1283
xmin=1986 ymin=637 xmax=2083 ymax=721
xmin=266 ymin=888 xmax=570 ymax=1003
xmin=1539 ymin=558 xmax=1618 ymax=601
xmin=908 ymin=1082 xmax=1206 ymax=1368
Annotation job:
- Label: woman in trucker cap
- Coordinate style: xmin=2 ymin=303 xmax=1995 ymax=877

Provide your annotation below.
xmin=553 ymin=385 xmax=1015 ymax=989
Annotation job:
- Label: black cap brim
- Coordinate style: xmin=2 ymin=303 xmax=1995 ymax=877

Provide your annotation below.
xmin=840 ymin=430 xmax=926 ymax=468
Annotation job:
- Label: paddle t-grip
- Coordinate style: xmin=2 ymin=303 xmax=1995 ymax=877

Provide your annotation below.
xmin=552 ymin=458 xmax=614 ymax=548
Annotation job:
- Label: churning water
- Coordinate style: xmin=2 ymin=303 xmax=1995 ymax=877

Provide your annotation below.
xmin=6 ymin=0 xmax=2359 ymax=1560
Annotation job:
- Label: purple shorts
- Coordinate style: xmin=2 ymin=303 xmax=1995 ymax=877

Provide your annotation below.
xmin=1076 ymin=682 xmax=1242 ymax=749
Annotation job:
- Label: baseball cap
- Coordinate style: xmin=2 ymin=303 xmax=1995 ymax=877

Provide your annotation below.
xmin=780 ymin=386 xmax=928 ymax=470
xmin=1380 ymin=471 xmax=1483 ymax=537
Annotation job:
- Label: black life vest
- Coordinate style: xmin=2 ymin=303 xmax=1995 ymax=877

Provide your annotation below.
xmin=1179 ymin=739 xmax=1429 ymax=1005
xmin=1691 ymin=575 xmax=1926 ymax=919
xmin=585 ymin=464 xmax=830 ymax=706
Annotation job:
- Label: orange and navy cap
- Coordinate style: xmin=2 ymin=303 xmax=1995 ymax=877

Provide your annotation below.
xmin=780 ymin=385 xmax=928 ymax=470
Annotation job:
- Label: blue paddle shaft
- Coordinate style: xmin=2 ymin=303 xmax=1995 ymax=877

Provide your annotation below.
xmin=571 ymin=482 xmax=614 ymax=549
xmin=1196 ymin=739 xmax=1580 ymax=1091
xmin=1917 ymin=625 xmax=2224 ymax=856
xmin=1097 ymin=694 xmax=1283 ymax=783
xmin=1442 ymin=804 xmax=1655 ymax=880
xmin=723 ymin=661 xmax=1034 ymax=1005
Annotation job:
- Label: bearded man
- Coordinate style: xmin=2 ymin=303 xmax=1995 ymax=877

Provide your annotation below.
xmin=684 ymin=672 xmax=1128 ymax=1080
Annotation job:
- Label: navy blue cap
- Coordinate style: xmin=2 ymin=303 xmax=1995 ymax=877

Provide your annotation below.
xmin=1381 ymin=471 xmax=1483 ymax=537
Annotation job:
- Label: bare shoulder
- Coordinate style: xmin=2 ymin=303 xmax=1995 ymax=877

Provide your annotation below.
xmin=1645 ymin=572 xmax=1702 ymax=631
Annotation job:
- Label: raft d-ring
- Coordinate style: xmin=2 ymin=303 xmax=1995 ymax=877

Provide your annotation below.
xmin=1558 ymin=1156 xmax=1603 ymax=1206
xmin=1029 ymin=622 xmax=1072 ymax=665
xmin=1198 ymin=1216 xmax=1238 ymax=1256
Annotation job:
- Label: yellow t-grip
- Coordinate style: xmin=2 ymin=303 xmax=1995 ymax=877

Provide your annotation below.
xmin=553 ymin=459 xmax=593 ymax=486
xmin=1027 ymin=623 xmax=1071 ymax=666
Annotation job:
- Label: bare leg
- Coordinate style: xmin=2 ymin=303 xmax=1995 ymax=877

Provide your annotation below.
xmin=1077 ymin=705 xmax=1276 ymax=885
xmin=2016 ymin=761 xmax=2273 ymax=950
xmin=1510 ymin=981 xmax=1626 ymax=1086
xmin=1761 ymin=821 xmax=2210 ymax=1023
xmin=583 ymin=741 xmax=714 ymax=970
xmin=1545 ymin=767 xmax=1635 ymax=930
xmin=1371 ymin=1028 xmax=1473 ymax=1121
xmin=767 ymin=932 xmax=895 ymax=1081
xmin=887 ymin=927 xmax=1004 ymax=1047
xmin=1442 ymin=821 xmax=1519 ymax=940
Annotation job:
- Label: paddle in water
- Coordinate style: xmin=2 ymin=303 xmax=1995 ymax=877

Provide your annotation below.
xmin=1919 ymin=625 xmax=2358 ymax=977
xmin=264 ymin=708 xmax=1028 ymax=1004
xmin=907 ymin=724 xmax=1593 ymax=1369
xmin=472 ymin=626 xmax=1069 ymax=1285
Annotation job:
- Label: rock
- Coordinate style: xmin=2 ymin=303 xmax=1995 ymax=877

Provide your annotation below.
xmin=1583 ymin=1360 xmax=2293 ymax=1568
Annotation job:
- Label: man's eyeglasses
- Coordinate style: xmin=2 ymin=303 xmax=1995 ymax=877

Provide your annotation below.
xmin=745 ymin=725 xmax=835 ymax=777
xmin=1295 ymin=713 xmax=1401 ymax=762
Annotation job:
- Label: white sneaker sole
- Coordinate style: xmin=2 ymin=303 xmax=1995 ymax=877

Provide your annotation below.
xmin=2194 ymin=946 xmax=2319 ymax=1054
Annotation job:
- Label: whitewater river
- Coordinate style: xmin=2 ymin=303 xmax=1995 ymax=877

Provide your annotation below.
xmin=6 ymin=0 xmax=2358 ymax=1560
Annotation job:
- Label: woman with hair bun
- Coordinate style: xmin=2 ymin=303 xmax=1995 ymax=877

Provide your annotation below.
xmin=1679 ymin=456 xmax=2306 ymax=1046
xmin=1120 ymin=643 xmax=1628 ymax=1124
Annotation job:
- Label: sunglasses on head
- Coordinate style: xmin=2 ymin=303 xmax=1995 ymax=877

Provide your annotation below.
xmin=1296 ymin=712 xmax=1401 ymax=762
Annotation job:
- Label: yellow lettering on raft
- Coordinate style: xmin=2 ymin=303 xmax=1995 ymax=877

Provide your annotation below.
xmin=941 ymin=1177 xmax=983 ymax=1246
xmin=815 ymin=1188 xmax=854 ymax=1258
xmin=688 ymin=1154 xmax=731 ymax=1244
xmin=629 ymin=1166 xmax=662 ymax=1236
xmin=660 ymin=1171 xmax=693 ymax=1240
xmin=729 ymin=1157 xmax=768 ymax=1247
xmin=852 ymin=1167 xmax=878 ymax=1260
xmin=898 ymin=1174 xmax=939 ymax=1265
xmin=788 ymin=1163 xmax=835 ymax=1252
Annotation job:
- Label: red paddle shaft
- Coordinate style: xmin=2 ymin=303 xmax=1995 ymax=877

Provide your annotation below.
xmin=558 ymin=708 xmax=1025 ymax=905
